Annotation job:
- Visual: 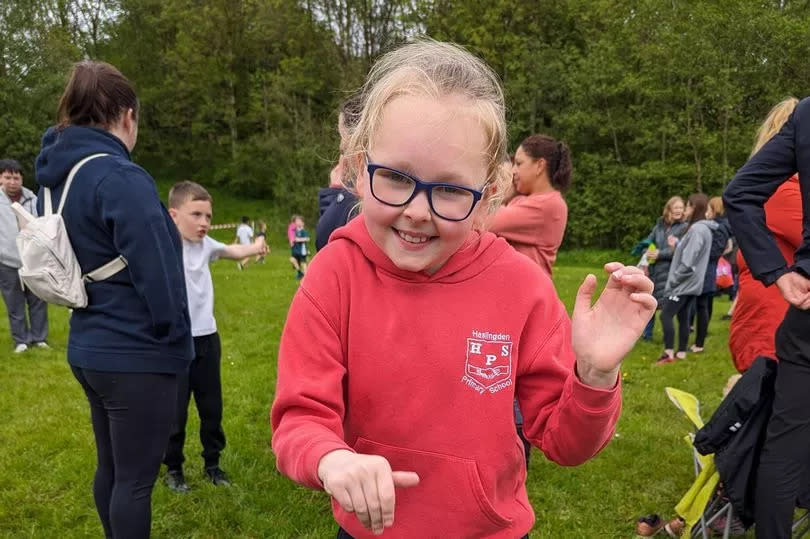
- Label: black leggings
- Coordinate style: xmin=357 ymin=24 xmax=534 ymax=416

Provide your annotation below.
xmin=660 ymin=295 xmax=696 ymax=353
xmin=71 ymin=366 xmax=177 ymax=539
xmin=694 ymin=292 xmax=713 ymax=348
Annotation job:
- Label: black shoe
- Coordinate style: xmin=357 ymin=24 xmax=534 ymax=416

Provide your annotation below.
xmin=721 ymin=314 xmax=732 ymax=321
xmin=205 ymin=465 xmax=231 ymax=486
xmin=166 ymin=469 xmax=191 ymax=493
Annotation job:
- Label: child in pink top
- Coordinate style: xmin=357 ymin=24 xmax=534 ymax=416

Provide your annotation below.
xmin=271 ymin=40 xmax=656 ymax=538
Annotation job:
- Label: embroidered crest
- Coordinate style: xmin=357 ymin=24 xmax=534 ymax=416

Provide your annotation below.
xmin=462 ymin=335 xmax=513 ymax=395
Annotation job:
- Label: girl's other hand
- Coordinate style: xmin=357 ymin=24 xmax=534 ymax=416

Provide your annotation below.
xmin=317 ymin=449 xmax=420 ymax=535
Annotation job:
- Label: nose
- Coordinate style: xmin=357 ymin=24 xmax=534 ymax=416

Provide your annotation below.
xmin=402 ymin=189 xmax=431 ymax=221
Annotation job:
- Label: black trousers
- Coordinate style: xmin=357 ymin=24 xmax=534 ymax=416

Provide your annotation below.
xmin=755 ymin=307 xmax=810 ymax=538
xmin=694 ymin=292 xmax=713 ymax=348
xmin=164 ymin=333 xmax=226 ymax=470
xmin=71 ymin=366 xmax=177 ymax=539
xmin=660 ymin=295 xmax=696 ymax=352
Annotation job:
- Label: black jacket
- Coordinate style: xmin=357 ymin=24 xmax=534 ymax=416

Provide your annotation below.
xmin=701 ymin=216 xmax=732 ymax=294
xmin=315 ymin=187 xmax=359 ymax=251
xmin=694 ymin=356 xmax=777 ymax=529
xmin=724 ymin=97 xmax=810 ymax=286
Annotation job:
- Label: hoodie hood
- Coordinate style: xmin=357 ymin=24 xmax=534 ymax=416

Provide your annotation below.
xmin=36 ymin=126 xmax=130 ymax=189
xmin=318 ymin=187 xmax=345 ymax=213
xmin=694 ymin=218 xmax=719 ymax=231
xmin=330 ymin=214 xmax=510 ymax=284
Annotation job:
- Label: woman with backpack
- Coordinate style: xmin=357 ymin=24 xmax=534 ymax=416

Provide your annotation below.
xmin=34 ymin=61 xmax=192 ymax=539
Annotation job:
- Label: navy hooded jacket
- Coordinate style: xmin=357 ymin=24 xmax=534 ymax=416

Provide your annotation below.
xmin=35 ymin=126 xmax=192 ymax=373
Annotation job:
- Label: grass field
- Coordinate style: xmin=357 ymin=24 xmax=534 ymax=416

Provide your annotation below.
xmin=0 ymin=241 xmax=744 ymax=538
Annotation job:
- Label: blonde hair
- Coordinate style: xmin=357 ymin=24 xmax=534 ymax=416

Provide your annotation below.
xmin=751 ymin=97 xmax=799 ymax=157
xmin=708 ymin=196 xmax=724 ymax=218
xmin=662 ymin=196 xmax=684 ymax=224
xmin=344 ymin=39 xmax=509 ymax=217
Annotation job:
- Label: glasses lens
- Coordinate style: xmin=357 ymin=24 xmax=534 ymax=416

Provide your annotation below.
xmin=371 ymin=167 xmax=416 ymax=205
xmin=431 ymin=185 xmax=475 ymax=220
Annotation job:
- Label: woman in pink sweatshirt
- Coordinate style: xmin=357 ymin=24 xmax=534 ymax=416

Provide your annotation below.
xmin=271 ymin=40 xmax=655 ymax=539
xmin=488 ymin=134 xmax=571 ymax=277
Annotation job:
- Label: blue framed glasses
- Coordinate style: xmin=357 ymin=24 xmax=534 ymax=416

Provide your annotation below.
xmin=365 ymin=155 xmax=485 ymax=221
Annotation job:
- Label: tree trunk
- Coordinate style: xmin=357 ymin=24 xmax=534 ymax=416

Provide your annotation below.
xmin=606 ymin=107 xmax=622 ymax=163
xmin=262 ymin=74 xmax=269 ymax=136
xmin=228 ymin=77 xmax=238 ymax=160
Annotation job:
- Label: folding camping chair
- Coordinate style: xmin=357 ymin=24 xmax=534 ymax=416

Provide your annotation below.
xmin=665 ymin=387 xmax=810 ymax=538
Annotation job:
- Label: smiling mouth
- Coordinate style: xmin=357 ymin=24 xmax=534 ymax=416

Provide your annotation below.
xmin=394 ymin=228 xmax=434 ymax=244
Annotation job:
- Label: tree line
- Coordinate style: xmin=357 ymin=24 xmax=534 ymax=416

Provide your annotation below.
xmin=2 ymin=0 xmax=809 ymax=248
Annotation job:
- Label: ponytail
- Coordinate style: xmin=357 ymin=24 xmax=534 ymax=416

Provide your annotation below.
xmin=57 ymin=61 xmax=138 ymax=129
xmin=519 ymin=134 xmax=572 ymax=193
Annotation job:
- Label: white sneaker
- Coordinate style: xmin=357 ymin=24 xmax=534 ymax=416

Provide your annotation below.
xmin=14 ymin=343 xmax=28 ymax=354
xmin=34 ymin=342 xmax=49 ymax=349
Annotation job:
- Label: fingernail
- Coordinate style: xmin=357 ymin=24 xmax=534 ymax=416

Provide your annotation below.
xmin=613 ymin=270 xmax=623 ymax=279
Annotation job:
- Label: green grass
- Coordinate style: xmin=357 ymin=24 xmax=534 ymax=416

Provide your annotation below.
xmin=0 ymin=250 xmax=743 ymax=538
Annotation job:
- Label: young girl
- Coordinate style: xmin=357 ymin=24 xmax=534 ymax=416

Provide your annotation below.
xmin=271 ymin=40 xmax=655 ymax=538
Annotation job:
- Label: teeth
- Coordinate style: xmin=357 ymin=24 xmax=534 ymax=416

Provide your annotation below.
xmin=398 ymin=231 xmax=429 ymax=244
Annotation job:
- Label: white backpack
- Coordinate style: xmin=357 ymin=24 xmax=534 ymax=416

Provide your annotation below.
xmin=11 ymin=153 xmax=128 ymax=309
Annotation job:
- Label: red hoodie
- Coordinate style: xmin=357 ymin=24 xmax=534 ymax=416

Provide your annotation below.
xmin=271 ymin=215 xmax=621 ymax=538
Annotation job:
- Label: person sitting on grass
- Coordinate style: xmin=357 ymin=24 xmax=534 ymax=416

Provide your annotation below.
xmin=164 ymin=181 xmax=267 ymax=492
xmin=289 ymin=215 xmax=310 ymax=280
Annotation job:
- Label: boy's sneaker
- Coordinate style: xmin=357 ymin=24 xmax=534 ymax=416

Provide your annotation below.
xmin=205 ymin=465 xmax=231 ymax=486
xmin=14 ymin=343 xmax=28 ymax=354
xmin=33 ymin=342 xmax=49 ymax=349
xmin=166 ymin=469 xmax=191 ymax=493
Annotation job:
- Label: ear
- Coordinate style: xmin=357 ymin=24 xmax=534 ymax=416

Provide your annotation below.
xmin=353 ymin=153 xmax=367 ymax=195
xmin=168 ymin=207 xmax=179 ymax=222
xmin=535 ymin=157 xmax=548 ymax=177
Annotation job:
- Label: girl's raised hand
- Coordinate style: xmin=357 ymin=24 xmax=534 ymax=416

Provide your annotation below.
xmin=318 ymin=450 xmax=420 ymax=535
xmin=571 ymin=263 xmax=656 ymax=388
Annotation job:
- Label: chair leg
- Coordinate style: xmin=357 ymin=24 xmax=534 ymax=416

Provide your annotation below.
xmin=793 ymin=509 xmax=810 ymax=537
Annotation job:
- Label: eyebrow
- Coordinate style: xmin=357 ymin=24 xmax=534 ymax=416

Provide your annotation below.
xmin=376 ymin=159 xmax=468 ymax=184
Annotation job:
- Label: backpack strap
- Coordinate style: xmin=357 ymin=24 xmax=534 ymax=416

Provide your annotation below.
xmin=45 ymin=153 xmax=110 ymax=216
xmin=84 ymin=255 xmax=128 ymax=283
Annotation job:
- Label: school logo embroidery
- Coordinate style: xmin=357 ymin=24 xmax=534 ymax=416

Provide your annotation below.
xmin=461 ymin=330 xmax=513 ymax=395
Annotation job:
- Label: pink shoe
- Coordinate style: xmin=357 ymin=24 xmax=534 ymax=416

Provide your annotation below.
xmin=656 ymin=353 xmax=676 ymax=366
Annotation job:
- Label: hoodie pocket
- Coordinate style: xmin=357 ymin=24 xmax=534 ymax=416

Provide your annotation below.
xmin=350 ymin=437 xmax=512 ymax=534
